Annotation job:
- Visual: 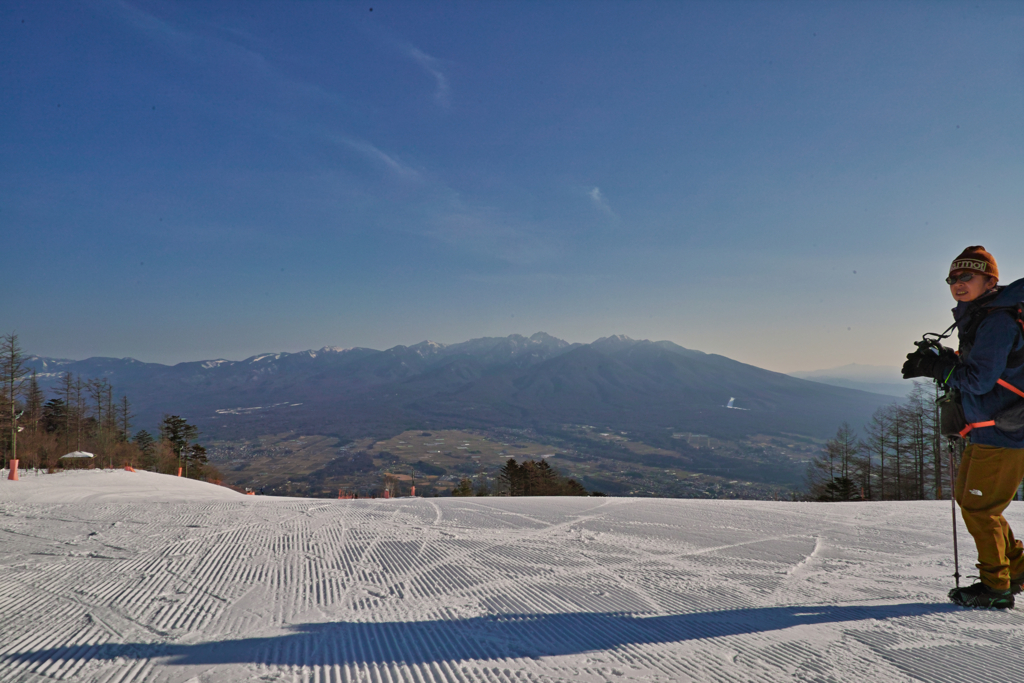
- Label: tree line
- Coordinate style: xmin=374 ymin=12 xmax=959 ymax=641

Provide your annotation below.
xmin=452 ymin=457 xmax=592 ymax=497
xmin=807 ymin=381 xmax=966 ymax=501
xmin=1 ymin=332 xmax=216 ymax=481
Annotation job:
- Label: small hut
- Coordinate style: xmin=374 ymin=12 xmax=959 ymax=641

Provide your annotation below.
xmin=59 ymin=451 xmax=95 ymax=469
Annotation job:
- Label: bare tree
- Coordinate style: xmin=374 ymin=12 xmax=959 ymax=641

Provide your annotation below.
xmin=1 ymin=332 xmax=30 ymax=469
xmin=808 ymin=423 xmax=861 ymax=501
xmin=118 ymin=395 xmax=133 ymax=443
xmin=74 ymin=375 xmax=85 ymax=451
xmin=24 ymin=371 xmax=44 ymax=436
xmin=816 ymin=380 xmax=950 ymax=502
xmin=834 ymin=422 xmax=859 ymax=481
xmin=56 ymin=372 xmax=75 ymax=454
xmin=928 ymin=382 xmax=945 ymax=499
xmin=904 ymin=385 xmax=928 ymax=499
xmin=863 ymin=406 xmax=893 ymax=500
xmin=105 ymin=382 xmax=115 ymax=435
xmin=88 ymin=379 xmax=105 ymax=437
xmin=889 ymin=404 xmax=908 ymax=500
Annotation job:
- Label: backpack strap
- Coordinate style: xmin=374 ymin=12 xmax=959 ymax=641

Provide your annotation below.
xmin=960 ymin=303 xmax=1024 ymax=368
xmin=958 ymin=379 xmax=1024 ymax=438
xmin=960 ymin=420 xmax=996 ymax=439
xmin=1009 ymin=303 xmax=1024 ymax=369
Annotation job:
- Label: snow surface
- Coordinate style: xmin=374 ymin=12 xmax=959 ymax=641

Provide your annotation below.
xmin=2 ymin=471 xmax=1023 ymax=682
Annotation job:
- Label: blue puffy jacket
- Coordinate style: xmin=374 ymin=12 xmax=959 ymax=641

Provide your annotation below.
xmin=948 ymin=277 xmax=1024 ymax=448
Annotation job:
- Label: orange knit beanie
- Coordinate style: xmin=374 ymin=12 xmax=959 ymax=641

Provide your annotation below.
xmin=950 ymin=245 xmax=998 ymax=281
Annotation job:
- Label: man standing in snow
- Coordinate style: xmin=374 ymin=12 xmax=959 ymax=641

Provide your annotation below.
xmin=902 ymin=246 xmax=1024 ymax=609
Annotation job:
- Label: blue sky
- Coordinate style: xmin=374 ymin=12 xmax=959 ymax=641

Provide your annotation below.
xmin=3 ymin=0 xmax=1023 ymax=373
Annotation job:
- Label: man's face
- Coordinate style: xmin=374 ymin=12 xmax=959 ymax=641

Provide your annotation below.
xmin=949 ymin=270 xmax=997 ymax=302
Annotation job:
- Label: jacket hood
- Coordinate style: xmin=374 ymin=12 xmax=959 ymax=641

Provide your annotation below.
xmin=991 ymin=277 xmax=1024 ymax=308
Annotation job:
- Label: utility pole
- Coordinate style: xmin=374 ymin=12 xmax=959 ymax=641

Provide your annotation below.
xmin=12 ymin=410 xmax=23 ymax=468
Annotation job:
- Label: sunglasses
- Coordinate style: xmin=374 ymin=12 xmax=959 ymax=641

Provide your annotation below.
xmin=946 ymin=272 xmax=977 ymax=285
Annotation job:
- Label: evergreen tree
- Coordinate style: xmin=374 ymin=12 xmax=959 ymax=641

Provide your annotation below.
xmin=564 ymin=479 xmax=589 ymax=496
xmin=534 ymin=459 xmax=559 ymax=495
xmin=133 ymin=430 xmax=156 ymax=469
xmin=452 ymin=477 xmax=473 ymax=496
xmin=499 ymin=458 xmax=522 ymax=496
xmin=183 ymin=443 xmax=208 ymax=477
xmin=42 ymin=399 xmax=67 ymax=435
xmin=160 ymin=415 xmax=199 ymax=476
xmin=519 ymin=460 xmax=539 ymax=495
xmin=820 ymin=476 xmax=859 ymax=502
xmin=498 ymin=457 xmax=589 ymax=497
xmin=133 ymin=429 xmax=155 ymax=454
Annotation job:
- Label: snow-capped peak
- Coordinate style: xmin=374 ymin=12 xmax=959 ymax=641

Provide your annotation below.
xmin=319 ymin=346 xmax=349 ymax=354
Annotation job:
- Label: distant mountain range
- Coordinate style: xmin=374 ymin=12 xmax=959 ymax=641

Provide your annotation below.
xmin=27 ymin=334 xmax=895 ymax=446
xmin=789 ymin=363 xmax=909 ymax=398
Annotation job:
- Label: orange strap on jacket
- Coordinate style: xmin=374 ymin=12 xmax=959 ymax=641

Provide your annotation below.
xmin=997 ymin=378 xmax=1024 ymax=399
xmin=957 ymin=379 xmax=1024 ymax=437
xmin=960 ymin=420 xmax=997 ymax=438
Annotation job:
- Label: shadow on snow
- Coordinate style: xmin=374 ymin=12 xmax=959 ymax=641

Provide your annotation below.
xmin=4 ymin=603 xmax=957 ymax=667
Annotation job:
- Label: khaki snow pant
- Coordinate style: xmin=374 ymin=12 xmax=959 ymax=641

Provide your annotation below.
xmin=954 ymin=443 xmax=1024 ymax=591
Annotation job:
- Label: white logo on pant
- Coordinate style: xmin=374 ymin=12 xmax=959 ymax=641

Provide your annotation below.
xmin=970 ymin=489 xmax=983 ymax=496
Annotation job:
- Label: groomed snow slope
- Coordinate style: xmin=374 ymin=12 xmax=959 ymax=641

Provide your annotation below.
xmin=2 ymin=470 xmax=1023 ymax=683
xmin=0 ymin=469 xmax=243 ymax=504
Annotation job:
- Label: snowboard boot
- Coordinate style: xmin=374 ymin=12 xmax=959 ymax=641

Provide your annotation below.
xmin=948 ymin=581 xmax=1014 ymax=609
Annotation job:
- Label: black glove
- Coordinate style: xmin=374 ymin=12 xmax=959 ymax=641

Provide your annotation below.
xmin=902 ymin=345 xmax=956 ymax=382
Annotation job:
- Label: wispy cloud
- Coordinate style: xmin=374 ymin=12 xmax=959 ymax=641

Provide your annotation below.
xmin=103 ymin=1 xmax=352 ymax=111
xmin=105 ymin=3 xmax=546 ymax=263
xmin=589 ymin=187 xmax=616 ymax=217
xmin=339 ymin=138 xmax=422 ymax=182
xmin=406 ymin=46 xmax=451 ymax=108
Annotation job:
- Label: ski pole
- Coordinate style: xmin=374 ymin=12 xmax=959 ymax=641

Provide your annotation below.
xmin=948 ymin=436 xmax=961 ymax=588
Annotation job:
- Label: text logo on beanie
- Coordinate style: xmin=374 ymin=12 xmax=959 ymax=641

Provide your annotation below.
xmin=950 ymin=245 xmax=999 ymax=281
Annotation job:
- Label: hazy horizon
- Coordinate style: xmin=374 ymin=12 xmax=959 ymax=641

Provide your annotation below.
xmin=21 ymin=330 xmax=907 ymax=375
